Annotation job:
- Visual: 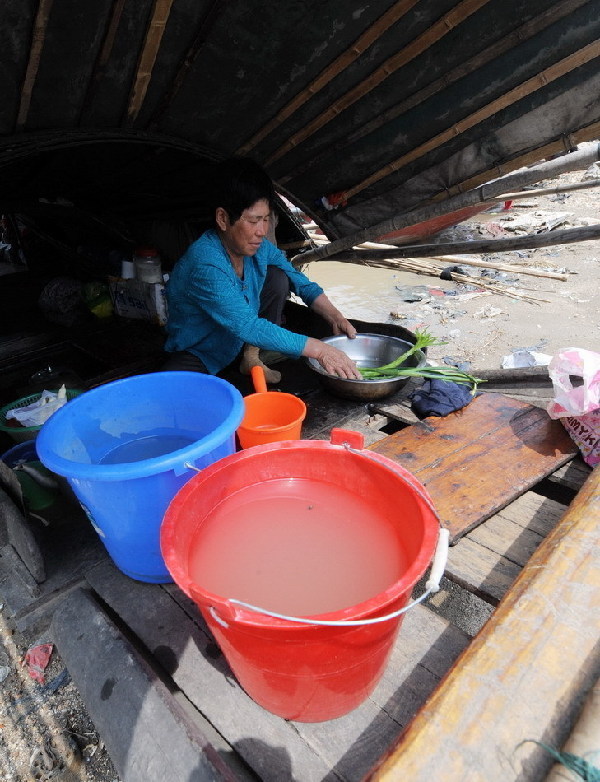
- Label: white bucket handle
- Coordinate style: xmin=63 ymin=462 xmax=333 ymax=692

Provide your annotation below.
xmin=209 ymin=529 xmax=449 ymax=629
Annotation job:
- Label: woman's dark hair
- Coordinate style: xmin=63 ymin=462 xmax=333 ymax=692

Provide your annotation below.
xmin=210 ymin=157 xmax=277 ymax=225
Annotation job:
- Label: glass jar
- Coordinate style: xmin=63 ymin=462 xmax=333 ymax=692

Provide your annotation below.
xmin=133 ymin=247 xmax=162 ymax=283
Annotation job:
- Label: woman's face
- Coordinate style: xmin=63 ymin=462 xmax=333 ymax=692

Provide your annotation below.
xmin=216 ymin=198 xmax=272 ymax=262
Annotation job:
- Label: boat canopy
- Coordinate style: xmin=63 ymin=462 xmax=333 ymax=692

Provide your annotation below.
xmin=0 ymin=0 xmax=599 ymax=260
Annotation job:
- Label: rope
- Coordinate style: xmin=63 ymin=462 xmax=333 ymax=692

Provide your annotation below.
xmin=520 ymin=740 xmax=600 ymax=781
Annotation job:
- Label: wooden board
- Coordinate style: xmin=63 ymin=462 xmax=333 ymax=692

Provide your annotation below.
xmin=84 ymin=561 xmax=469 ymax=782
xmin=445 ymin=490 xmax=568 ymax=603
xmin=368 ymin=463 xmax=600 ymax=782
xmin=369 ymin=393 xmax=577 ymax=542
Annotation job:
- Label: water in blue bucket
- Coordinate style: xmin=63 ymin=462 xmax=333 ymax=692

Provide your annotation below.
xmin=36 ymin=372 xmax=244 ymax=582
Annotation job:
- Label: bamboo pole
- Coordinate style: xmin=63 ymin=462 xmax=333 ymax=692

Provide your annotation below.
xmin=126 ymin=0 xmax=175 ymax=124
xmin=267 ymin=0 xmax=490 ymax=165
xmin=278 ymin=0 xmax=586 ymax=185
xmin=493 ymin=177 xmax=600 ymax=201
xmin=308 ymin=223 xmax=600 ymax=264
xmin=306 ymin=235 xmax=569 ymax=280
xmin=342 ymin=40 xmax=600 ymax=202
xmin=422 ymin=255 xmax=569 ymax=281
xmin=16 ymin=0 xmax=54 ymax=130
xmin=292 ymin=146 xmax=600 ymax=264
xmin=237 ymin=0 xmax=420 ymax=155
xmin=79 ymin=0 xmax=127 ymax=124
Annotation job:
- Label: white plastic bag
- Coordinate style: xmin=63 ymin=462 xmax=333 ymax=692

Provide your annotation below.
xmin=6 ymin=386 xmax=67 ymax=427
xmin=547 ymin=348 xmax=600 ymax=467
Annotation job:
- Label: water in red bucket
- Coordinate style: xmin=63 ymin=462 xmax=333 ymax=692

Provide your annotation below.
xmin=189 ymin=478 xmax=408 ymax=616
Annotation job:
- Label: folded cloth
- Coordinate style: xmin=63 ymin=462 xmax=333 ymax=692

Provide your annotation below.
xmin=410 ymin=378 xmax=474 ymax=419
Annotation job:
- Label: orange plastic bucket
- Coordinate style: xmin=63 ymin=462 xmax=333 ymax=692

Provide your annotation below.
xmin=161 ymin=428 xmax=442 ymax=722
xmin=237 ymin=365 xmax=306 ymax=448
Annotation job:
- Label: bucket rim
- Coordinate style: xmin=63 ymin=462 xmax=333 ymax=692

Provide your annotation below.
xmin=161 ymin=438 xmax=440 ymax=629
xmin=239 ymin=394 xmax=307 ymax=436
xmin=36 ymin=372 xmax=244 ymax=481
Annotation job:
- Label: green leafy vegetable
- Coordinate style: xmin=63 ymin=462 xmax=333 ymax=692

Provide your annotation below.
xmin=359 ymin=329 xmax=484 ymax=392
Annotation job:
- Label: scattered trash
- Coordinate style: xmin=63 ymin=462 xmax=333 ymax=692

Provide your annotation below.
xmin=443 ymin=356 xmax=472 ymax=372
xmin=583 ymin=162 xmax=600 ymax=180
xmin=24 ymin=642 xmax=53 ymax=684
xmin=547 ymin=347 xmax=600 ymax=466
xmin=480 ymin=269 xmax=520 ymax=285
xmin=474 ymin=305 xmax=505 ymax=320
xmin=6 ymin=386 xmax=68 ymax=427
xmin=501 ymin=350 xmax=553 ymax=369
xmin=439 ymin=265 xmax=470 ymax=280
xmin=29 ymin=744 xmax=58 ymax=778
xmin=395 ymin=285 xmax=431 ymax=302
xmin=0 ymin=665 xmax=10 ymax=684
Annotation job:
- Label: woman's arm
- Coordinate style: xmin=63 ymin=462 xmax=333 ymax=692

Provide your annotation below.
xmin=309 ymin=293 xmax=357 ymax=339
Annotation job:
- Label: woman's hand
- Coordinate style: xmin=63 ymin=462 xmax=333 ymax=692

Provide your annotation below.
xmin=310 ymin=293 xmax=357 ymax=339
xmin=303 ymin=337 xmax=362 ymax=379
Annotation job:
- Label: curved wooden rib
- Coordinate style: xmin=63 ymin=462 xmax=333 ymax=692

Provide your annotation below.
xmin=126 ymin=0 xmax=175 ymax=124
xmin=16 ymin=0 xmax=54 ymax=130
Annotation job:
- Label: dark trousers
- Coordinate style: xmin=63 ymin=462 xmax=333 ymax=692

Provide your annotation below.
xmin=162 ymin=265 xmax=290 ymax=372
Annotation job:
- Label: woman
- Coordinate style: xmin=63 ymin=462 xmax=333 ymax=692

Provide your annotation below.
xmin=163 ymin=158 xmax=361 ymax=382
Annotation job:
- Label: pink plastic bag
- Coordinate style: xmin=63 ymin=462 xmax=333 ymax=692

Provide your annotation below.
xmin=547 ymin=348 xmax=600 ymax=467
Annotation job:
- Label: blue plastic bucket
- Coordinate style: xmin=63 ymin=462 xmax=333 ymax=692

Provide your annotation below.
xmin=36 ymin=372 xmax=244 ymax=582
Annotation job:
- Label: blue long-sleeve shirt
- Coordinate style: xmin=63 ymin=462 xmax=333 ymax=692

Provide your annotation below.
xmin=164 ymin=229 xmax=323 ymax=374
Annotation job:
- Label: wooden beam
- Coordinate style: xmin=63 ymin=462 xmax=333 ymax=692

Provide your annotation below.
xmin=16 ymin=0 xmax=55 ymax=130
xmin=293 ymin=142 xmax=600 ymax=264
xmin=236 ymin=0 xmax=420 ymax=155
xmin=126 ymin=0 xmax=175 ymax=125
xmin=320 ymin=223 xmax=600 ymax=264
xmin=493 ymin=177 xmax=600 ymax=201
xmin=147 ymin=0 xmax=227 ymax=128
xmin=266 ymin=0 xmax=491 ymax=165
xmin=343 ymin=39 xmax=600 ymax=201
xmin=368 ymin=466 xmax=600 ymax=782
xmin=278 ymin=0 xmax=586 ymax=185
xmin=78 ymin=0 xmax=127 ymax=125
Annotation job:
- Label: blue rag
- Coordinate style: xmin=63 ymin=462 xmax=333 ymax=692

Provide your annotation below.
xmin=410 ymin=378 xmax=474 ymax=419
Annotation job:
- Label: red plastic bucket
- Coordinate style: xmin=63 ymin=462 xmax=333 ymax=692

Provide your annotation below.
xmin=161 ymin=429 xmax=440 ymax=722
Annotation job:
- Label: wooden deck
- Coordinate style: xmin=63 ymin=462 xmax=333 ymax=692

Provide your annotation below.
xmin=1 ymin=378 xmax=597 ymax=782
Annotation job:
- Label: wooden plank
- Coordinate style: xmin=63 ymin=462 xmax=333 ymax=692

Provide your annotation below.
xmin=369 ymin=393 xmax=577 ymax=542
xmin=446 ymin=491 xmax=568 ymax=603
xmin=368 ymin=466 xmax=600 ymax=782
xmin=85 ymin=561 xmax=333 ymax=782
xmin=291 ymin=607 xmax=469 ymax=782
xmin=167 ymin=585 xmax=467 ymax=782
xmin=86 ymin=560 xmax=469 ymax=782
xmin=52 ymin=588 xmax=239 ymax=782
xmin=547 ymin=457 xmax=592 ymax=492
